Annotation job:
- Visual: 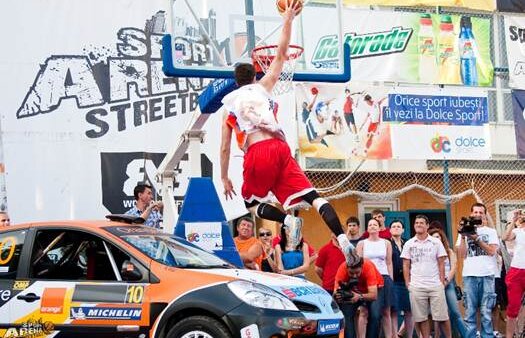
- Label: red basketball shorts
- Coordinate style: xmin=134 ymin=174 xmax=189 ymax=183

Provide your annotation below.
xmin=505 ymin=266 xmax=525 ymax=318
xmin=367 ymin=122 xmax=379 ymax=133
xmin=242 ymin=138 xmax=314 ymax=209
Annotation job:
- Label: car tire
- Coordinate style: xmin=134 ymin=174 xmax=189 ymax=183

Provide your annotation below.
xmin=166 ymin=315 xmax=232 ymax=338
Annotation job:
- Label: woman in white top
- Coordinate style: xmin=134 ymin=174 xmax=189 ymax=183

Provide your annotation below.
xmin=502 ymin=209 xmax=525 ymax=338
xmin=356 ymin=218 xmax=394 ymax=338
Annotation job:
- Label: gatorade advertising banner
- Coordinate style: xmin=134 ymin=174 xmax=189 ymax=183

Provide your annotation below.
xmin=511 ymin=90 xmax=525 ymax=159
xmin=504 ymin=15 xmax=525 ymax=89
xmin=296 ymin=83 xmax=491 ymax=160
xmin=311 ymin=0 xmax=496 ymax=11
xmin=302 ymin=7 xmax=494 ymax=86
xmin=498 ymin=0 xmax=525 ymax=13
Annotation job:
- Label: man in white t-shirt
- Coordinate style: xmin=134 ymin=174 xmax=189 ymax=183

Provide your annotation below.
xmin=501 ymin=209 xmax=525 ymax=338
xmin=455 ymin=203 xmax=499 ymax=338
xmin=401 ymin=214 xmax=451 ymax=338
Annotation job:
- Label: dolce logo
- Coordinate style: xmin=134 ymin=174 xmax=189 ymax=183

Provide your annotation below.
xmin=509 ymin=25 xmax=525 ymax=43
xmin=201 ymin=233 xmax=221 ymax=239
xmin=455 ymin=136 xmax=486 ymax=147
xmin=0 ymin=289 xmax=11 ymax=301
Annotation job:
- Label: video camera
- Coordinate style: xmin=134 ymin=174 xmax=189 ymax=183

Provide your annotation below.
xmin=334 ymin=279 xmax=359 ymax=303
xmin=458 ymin=216 xmax=482 ymax=235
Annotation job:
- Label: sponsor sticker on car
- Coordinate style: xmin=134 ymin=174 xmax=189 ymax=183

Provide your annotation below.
xmin=317 ymin=319 xmax=340 ymax=336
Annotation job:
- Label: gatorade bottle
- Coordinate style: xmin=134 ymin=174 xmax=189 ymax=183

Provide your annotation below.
xmin=418 ymin=14 xmax=437 ymax=83
xmin=459 ymin=16 xmax=478 ymax=86
xmin=437 ymin=15 xmax=461 ymax=85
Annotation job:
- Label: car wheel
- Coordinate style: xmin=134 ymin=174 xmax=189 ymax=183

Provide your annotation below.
xmin=167 ymin=315 xmax=232 ymax=338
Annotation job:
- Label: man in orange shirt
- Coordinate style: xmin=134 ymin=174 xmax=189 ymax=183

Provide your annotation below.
xmin=334 ymin=250 xmax=384 ymax=338
xmin=233 ymin=217 xmax=264 ymax=270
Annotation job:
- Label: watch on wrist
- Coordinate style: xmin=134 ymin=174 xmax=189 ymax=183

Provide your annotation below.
xmin=359 ymin=294 xmax=364 ymax=301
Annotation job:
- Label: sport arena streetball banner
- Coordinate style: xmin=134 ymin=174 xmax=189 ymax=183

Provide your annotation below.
xmin=0 ymin=0 xmax=299 ymax=223
xmin=504 ymin=15 xmax=525 ymax=89
xmin=310 ymin=0 xmax=495 ymax=11
xmin=296 ymin=83 xmax=491 ymax=160
xmin=302 ymin=7 xmax=494 ymax=86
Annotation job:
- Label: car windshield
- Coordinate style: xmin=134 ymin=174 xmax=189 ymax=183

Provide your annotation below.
xmin=121 ymin=234 xmax=233 ymax=268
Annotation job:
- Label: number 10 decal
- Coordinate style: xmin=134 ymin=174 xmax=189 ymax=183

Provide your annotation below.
xmin=125 ymin=285 xmax=144 ymax=304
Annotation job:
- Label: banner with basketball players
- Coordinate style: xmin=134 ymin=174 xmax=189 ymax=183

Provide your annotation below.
xmin=504 ymin=15 xmax=525 ymax=89
xmin=296 ymin=83 xmax=491 ymax=160
xmin=310 ymin=0 xmax=495 ymax=11
xmin=302 ymin=7 xmax=494 ymax=87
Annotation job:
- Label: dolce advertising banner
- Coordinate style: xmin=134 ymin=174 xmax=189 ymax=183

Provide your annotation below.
xmin=1 ymin=0 xmax=304 ymax=223
xmin=312 ymin=0 xmax=496 ymax=11
xmin=504 ymin=15 xmax=525 ymax=89
xmin=297 ymin=84 xmax=490 ymax=160
xmin=302 ymin=7 xmax=493 ymax=86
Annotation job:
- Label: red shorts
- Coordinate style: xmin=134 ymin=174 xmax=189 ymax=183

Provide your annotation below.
xmin=242 ymin=138 xmax=313 ymax=209
xmin=367 ymin=122 xmax=379 ymax=133
xmin=505 ymin=266 xmax=525 ymax=318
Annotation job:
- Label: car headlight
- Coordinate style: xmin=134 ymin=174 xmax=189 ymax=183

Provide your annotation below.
xmin=227 ymin=280 xmax=298 ymax=311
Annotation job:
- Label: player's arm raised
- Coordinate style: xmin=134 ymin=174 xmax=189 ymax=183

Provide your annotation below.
xmin=259 ymin=0 xmax=301 ymax=93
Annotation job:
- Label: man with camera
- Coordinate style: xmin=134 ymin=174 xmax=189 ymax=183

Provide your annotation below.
xmin=334 ymin=249 xmax=384 ymax=338
xmin=455 ymin=202 xmax=499 ymax=338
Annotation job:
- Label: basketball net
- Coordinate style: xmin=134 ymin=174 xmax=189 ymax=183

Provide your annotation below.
xmin=252 ymin=44 xmax=303 ymax=96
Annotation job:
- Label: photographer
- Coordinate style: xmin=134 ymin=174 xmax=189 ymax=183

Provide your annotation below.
xmin=501 ymin=209 xmax=525 ymax=338
xmin=334 ymin=249 xmax=384 ymax=338
xmin=455 ymin=203 xmax=498 ymax=338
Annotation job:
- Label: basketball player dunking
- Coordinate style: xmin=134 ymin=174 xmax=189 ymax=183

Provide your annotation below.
xmin=220 ymin=0 xmax=353 ymax=259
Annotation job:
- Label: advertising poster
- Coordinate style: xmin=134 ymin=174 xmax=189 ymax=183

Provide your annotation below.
xmin=297 ymin=84 xmax=490 ymax=160
xmin=0 ymin=0 xmax=267 ymax=222
xmin=296 ymin=83 xmax=392 ymax=160
xmin=512 ymin=90 xmax=525 ymax=159
xmin=302 ymin=7 xmax=493 ymax=86
xmin=312 ymin=0 xmax=496 ymax=11
xmin=504 ymin=15 xmax=525 ymax=89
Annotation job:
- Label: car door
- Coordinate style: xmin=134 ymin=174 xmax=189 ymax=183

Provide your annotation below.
xmin=9 ymin=228 xmax=151 ymax=338
xmin=0 ymin=229 xmax=28 ymax=328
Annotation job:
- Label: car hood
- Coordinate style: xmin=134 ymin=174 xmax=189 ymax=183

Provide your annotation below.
xmin=190 ymin=268 xmax=341 ymax=319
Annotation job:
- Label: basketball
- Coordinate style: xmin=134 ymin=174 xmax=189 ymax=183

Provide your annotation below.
xmin=311 ymin=87 xmax=319 ymax=95
xmin=276 ymin=0 xmax=303 ymax=15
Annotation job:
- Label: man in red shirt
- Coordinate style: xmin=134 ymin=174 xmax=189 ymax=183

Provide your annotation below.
xmin=315 ymin=234 xmax=345 ymax=293
xmin=360 ymin=209 xmax=392 ymax=240
xmin=334 ymin=250 xmax=384 ymax=338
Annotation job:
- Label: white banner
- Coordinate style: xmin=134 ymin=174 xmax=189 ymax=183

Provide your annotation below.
xmin=391 ymin=124 xmax=491 ymax=160
xmin=0 ymin=0 xmax=301 ymax=223
xmin=505 ymin=15 xmax=525 ymax=90
xmin=184 ymin=222 xmax=223 ymax=251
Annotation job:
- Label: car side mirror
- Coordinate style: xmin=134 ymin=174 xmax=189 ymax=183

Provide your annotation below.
xmin=120 ymin=260 xmax=143 ymax=281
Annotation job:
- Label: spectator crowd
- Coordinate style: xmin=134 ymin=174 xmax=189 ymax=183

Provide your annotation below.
xmin=231 ymin=205 xmax=525 ymax=338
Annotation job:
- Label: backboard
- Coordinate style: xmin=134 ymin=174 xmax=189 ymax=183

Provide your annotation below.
xmin=162 ymin=0 xmax=350 ymax=82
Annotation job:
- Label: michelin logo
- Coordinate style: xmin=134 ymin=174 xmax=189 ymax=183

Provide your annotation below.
xmin=318 ymin=319 xmax=340 ymax=335
xmin=71 ymin=307 xmax=142 ymax=320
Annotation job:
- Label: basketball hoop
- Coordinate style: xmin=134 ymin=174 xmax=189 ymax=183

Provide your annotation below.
xmin=251 ymin=44 xmax=304 ymax=95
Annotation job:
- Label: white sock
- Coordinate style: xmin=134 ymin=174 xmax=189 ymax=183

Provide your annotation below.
xmin=337 ymin=234 xmax=354 ymax=251
xmin=284 ymin=215 xmax=293 ymax=227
